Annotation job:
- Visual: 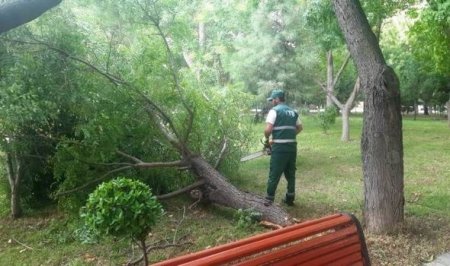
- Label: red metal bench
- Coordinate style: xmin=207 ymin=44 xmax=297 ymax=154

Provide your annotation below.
xmin=153 ymin=213 xmax=370 ymax=265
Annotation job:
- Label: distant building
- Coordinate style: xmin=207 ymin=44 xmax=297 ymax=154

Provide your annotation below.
xmin=351 ymin=101 xmax=364 ymax=113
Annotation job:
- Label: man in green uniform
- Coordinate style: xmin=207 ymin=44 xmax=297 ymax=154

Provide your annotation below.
xmin=264 ymin=89 xmax=302 ymax=206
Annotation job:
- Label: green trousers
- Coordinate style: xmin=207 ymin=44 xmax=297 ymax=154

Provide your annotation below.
xmin=266 ymin=151 xmax=297 ymax=203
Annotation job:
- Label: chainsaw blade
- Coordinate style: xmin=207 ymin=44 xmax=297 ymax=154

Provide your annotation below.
xmin=240 ymin=151 xmax=265 ymax=162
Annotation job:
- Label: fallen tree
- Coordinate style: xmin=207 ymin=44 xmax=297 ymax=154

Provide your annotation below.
xmin=51 ymin=77 xmax=293 ymax=225
xmin=40 ymin=1 xmax=293 ymax=226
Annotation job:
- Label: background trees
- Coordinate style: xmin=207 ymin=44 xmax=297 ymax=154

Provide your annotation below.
xmin=0 ymin=0 xmax=448 ymax=232
xmin=0 ymin=18 xmax=88 ymax=216
xmin=408 ymin=0 xmax=449 ymax=119
xmin=381 ymin=0 xmax=449 ymax=119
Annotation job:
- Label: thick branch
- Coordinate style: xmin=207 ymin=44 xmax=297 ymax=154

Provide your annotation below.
xmin=135 ymin=161 xmax=187 ymax=169
xmin=138 ymin=2 xmax=195 ymax=145
xmin=55 ymin=165 xmax=132 ymax=196
xmin=213 ymin=138 xmax=228 ymax=169
xmin=332 ymin=54 xmax=351 ymax=88
xmin=0 ymin=0 xmax=62 ymax=34
xmin=5 ymin=152 xmax=16 ymax=188
xmin=156 ymin=180 xmax=205 ymax=200
xmin=321 ymin=86 xmax=344 ymax=110
xmin=55 ymin=160 xmax=188 ymax=196
xmin=320 ymin=53 xmax=352 ymax=111
xmin=56 ymin=152 xmax=188 ymax=196
xmin=344 ymin=77 xmax=360 ymax=110
xmin=332 ymin=0 xmax=386 ymax=81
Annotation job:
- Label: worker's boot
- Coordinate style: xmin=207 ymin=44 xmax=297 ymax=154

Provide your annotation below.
xmin=282 ymin=193 xmax=295 ymax=206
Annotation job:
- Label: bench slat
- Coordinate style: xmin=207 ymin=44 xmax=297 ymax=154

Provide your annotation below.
xmin=153 ymin=213 xmax=371 ymax=266
xmin=237 ymin=227 xmax=360 ymax=266
xmin=176 ymin=215 xmax=352 ymax=266
xmin=153 ymin=213 xmax=344 ymax=266
xmin=327 ymin=252 xmax=364 ymax=266
xmin=300 ymin=243 xmax=363 ymax=265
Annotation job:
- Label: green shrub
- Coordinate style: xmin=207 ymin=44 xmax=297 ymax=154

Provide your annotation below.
xmin=81 ymin=177 xmax=163 ymax=241
xmin=81 ymin=177 xmax=163 ymax=264
xmin=317 ymin=106 xmax=338 ymax=133
xmin=234 ymin=208 xmax=262 ymax=229
xmin=0 ymin=161 xmax=8 ymax=217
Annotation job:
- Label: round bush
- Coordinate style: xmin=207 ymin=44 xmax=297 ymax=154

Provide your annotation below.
xmin=81 ymin=177 xmax=163 ymax=241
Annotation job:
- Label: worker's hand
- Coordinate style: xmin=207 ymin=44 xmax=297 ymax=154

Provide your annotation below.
xmin=263 ymin=137 xmax=272 ymax=155
xmin=263 ymin=137 xmax=270 ymax=148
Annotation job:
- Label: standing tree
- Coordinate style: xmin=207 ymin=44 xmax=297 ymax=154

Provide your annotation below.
xmin=333 ymin=0 xmax=404 ymax=233
xmin=308 ymin=0 xmax=413 ymax=142
xmin=0 ymin=0 xmax=64 ymax=216
xmin=0 ymin=24 xmax=85 ymax=218
xmin=226 ymin=0 xmax=312 ymax=100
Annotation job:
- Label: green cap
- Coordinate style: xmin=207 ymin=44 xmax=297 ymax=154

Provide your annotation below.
xmin=267 ymin=89 xmax=285 ymax=101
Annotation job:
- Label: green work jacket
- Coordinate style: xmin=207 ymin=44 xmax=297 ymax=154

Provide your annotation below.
xmin=271 ymin=104 xmax=298 ymax=153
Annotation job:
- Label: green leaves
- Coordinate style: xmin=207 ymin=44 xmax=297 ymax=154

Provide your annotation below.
xmin=80 ymin=177 xmax=163 ymax=241
xmin=234 ymin=208 xmax=262 ymax=229
xmin=408 ymin=0 xmax=450 ymax=75
xmin=317 ymin=106 xmax=338 ymax=134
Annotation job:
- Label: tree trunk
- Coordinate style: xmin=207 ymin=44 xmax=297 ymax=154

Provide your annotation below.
xmin=140 ymin=239 xmax=149 ymax=266
xmin=189 ymin=156 xmax=292 ymax=226
xmin=5 ymin=152 xmax=23 ymax=219
xmin=0 ymin=0 xmax=62 ymax=34
xmin=326 ymin=50 xmax=334 ymax=108
xmin=414 ymin=101 xmax=418 ymax=120
xmin=341 ymin=107 xmax=350 ymax=142
xmin=341 ymin=78 xmax=360 ymax=142
xmin=447 ymin=100 xmax=450 ymax=127
xmin=333 ymin=0 xmax=404 ymax=233
xmin=10 ymin=185 xmax=21 ymax=219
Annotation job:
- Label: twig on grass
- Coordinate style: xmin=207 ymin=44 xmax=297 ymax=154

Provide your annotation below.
xmin=127 ymin=238 xmax=192 ymax=265
xmin=10 ymin=237 xmax=33 ymax=250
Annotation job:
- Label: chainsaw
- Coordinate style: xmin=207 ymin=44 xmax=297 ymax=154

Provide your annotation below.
xmin=240 ymin=138 xmax=272 ymax=162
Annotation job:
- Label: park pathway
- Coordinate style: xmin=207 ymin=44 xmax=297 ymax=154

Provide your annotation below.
xmin=424 ymin=252 xmax=450 ymax=266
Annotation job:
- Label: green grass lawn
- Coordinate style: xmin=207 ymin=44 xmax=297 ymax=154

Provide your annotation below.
xmin=0 ymin=114 xmax=449 ymax=265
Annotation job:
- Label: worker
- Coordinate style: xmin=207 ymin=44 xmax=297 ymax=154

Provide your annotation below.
xmin=264 ymin=89 xmax=302 ymax=206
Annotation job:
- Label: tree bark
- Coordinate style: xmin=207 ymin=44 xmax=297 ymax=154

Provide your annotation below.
xmin=333 ymin=0 xmax=404 ymax=233
xmin=326 ymin=50 xmax=334 ymax=108
xmin=319 ymin=51 xmax=358 ymax=141
xmin=424 ymin=104 xmax=429 ymax=115
xmin=322 ymin=57 xmax=358 ymax=142
xmin=447 ymin=100 xmax=450 ymax=127
xmin=414 ymin=100 xmax=418 ymax=120
xmin=188 ymin=156 xmax=292 ymax=226
xmin=341 ymin=109 xmax=350 ymax=141
xmin=340 ymin=78 xmax=360 ymax=142
xmin=5 ymin=151 xmax=22 ymax=218
xmin=140 ymin=239 xmax=149 ymax=266
xmin=0 ymin=0 xmax=62 ymax=34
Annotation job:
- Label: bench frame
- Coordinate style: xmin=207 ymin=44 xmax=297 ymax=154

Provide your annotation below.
xmin=153 ymin=213 xmax=370 ymax=265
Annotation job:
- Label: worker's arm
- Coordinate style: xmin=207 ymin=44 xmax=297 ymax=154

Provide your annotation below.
xmin=264 ymin=123 xmax=274 ymax=139
xmin=264 ymin=109 xmax=276 ymax=140
xmin=296 ymin=124 xmax=303 ymax=134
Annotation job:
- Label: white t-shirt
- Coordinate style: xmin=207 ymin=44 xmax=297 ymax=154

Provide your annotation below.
xmin=266 ymin=109 xmax=302 ymax=125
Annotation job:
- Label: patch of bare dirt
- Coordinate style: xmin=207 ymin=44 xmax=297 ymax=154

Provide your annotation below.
xmin=366 ymin=215 xmax=450 ymax=266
